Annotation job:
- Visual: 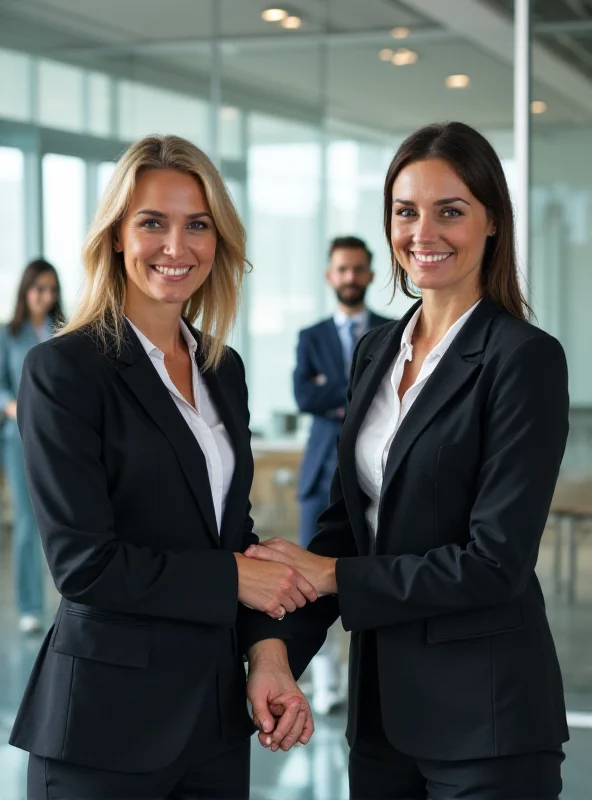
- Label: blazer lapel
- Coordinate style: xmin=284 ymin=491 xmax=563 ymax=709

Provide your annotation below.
xmin=338 ymin=307 xmax=415 ymax=553
xmin=378 ymin=297 xmax=502 ymax=529
xmin=115 ymin=322 xmax=220 ymax=548
xmin=196 ymin=345 xmax=250 ymax=552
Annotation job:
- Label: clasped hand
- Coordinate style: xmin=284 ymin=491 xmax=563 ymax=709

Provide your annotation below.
xmin=244 ymin=538 xmax=338 ymax=597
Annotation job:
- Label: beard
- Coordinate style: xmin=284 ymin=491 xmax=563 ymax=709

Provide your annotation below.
xmin=336 ymin=285 xmax=367 ymax=307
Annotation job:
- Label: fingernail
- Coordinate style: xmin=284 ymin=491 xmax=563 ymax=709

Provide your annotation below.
xmin=265 ymin=736 xmax=272 ymax=746
xmin=300 ymin=738 xmax=308 ymax=745
xmin=263 ymin=721 xmax=272 ymax=733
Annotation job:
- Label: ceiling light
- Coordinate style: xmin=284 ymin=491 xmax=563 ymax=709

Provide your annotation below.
xmin=446 ymin=74 xmax=470 ymax=88
xmin=281 ymin=15 xmax=302 ymax=29
xmin=379 ymin=48 xmax=394 ymax=61
xmin=261 ymin=8 xmax=288 ymax=22
xmin=531 ymin=100 xmax=547 ymax=114
xmin=391 ymin=48 xmax=418 ymax=66
xmin=391 ymin=26 xmax=410 ymax=39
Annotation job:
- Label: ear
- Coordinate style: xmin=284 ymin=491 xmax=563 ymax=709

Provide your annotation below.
xmin=112 ymin=226 xmax=123 ymax=253
xmin=486 ymin=215 xmax=496 ymax=238
xmin=368 ymin=270 xmax=375 ymax=285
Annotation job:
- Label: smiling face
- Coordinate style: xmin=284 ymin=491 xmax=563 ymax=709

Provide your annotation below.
xmin=115 ymin=168 xmax=218 ymax=313
xmin=391 ymin=158 xmax=494 ymax=300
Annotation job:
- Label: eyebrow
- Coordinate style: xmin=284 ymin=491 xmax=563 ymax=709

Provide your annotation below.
xmin=134 ymin=209 xmax=213 ymax=220
xmin=393 ymin=197 xmax=470 ymax=206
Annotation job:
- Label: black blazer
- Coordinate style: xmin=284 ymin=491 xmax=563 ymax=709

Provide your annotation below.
xmin=301 ymin=297 xmax=570 ymax=761
xmin=293 ymin=312 xmax=391 ymax=498
xmin=9 ymin=321 xmax=295 ymax=774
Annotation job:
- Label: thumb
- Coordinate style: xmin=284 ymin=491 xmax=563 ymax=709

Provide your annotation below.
xmin=244 ymin=545 xmax=281 ymax=562
xmin=250 ymin=689 xmax=275 ymax=735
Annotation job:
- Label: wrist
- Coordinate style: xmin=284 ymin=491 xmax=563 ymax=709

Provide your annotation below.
xmin=247 ymin=639 xmax=289 ymax=671
xmin=320 ymin=558 xmax=338 ymax=595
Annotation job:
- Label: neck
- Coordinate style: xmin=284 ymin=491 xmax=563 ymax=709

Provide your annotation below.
xmin=414 ymin=286 xmax=481 ymax=345
xmin=124 ymin=294 xmax=184 ymax=355
xmin=29 ymin=313 xmax=47 ymax=329
xmin=338 ymin=303 xmax=365 ymax=318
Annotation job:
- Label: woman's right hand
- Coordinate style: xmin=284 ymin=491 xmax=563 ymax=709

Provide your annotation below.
xmin=234 ymin=553 xmax=318 ymax=619
xmin=4 ymin=400 xmax=17 ymax=420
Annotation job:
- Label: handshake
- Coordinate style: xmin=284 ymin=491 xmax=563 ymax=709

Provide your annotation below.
xmin=236 ymin=539 xmax=338 ymax=752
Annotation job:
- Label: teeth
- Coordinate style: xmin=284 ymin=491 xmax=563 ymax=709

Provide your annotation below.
xmin=154 ymin=266 xmax=191 ymax=276
xmin=413 ymin=253 xmax=451 ymax=263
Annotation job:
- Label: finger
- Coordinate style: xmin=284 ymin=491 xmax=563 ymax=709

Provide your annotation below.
xmin=258 ymin=730 xmax=274 ymax=748
xmin=269 ymin=697 xmax=302 ymax=749
xmin=294 ymin=571 xmax=318 ymax=603
xmin=280 ymin=597 xmax=297 ymax=614
xmin=250 ymin=694 xmax=276 ymax=737
xmin=280 ymin=708 xmax=307 ymax=752
xmin=298 ymin=706 xmax=315 ymax=745
xmin=259 ymin=537 xmax=289 ymax=551
xmin=244 ymin=545 xmax=284 ymax=563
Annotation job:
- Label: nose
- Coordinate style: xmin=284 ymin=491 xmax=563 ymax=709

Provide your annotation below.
xmin=413 ymin=213 xmax=439 ymax=245
xmin=162 ymin=226 xmax=187 ymax=259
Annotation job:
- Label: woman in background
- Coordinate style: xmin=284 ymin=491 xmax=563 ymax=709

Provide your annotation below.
xmin=0 ymin=259 xmax=63 ymax=634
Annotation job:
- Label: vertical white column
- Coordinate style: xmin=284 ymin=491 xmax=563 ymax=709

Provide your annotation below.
xmin=317 ymin=0 xmax=330 ymax=317
xmin=209 ymin=0 xmax=221 ymax=167
xmin=514 ymin=0 xmax=531 ymax=298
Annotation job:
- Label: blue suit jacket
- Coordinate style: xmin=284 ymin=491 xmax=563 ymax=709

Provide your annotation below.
xmin=294 ymin=311 xmax=392 ymax=498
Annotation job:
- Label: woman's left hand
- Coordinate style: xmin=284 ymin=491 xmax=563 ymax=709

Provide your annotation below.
xmin=245 ymin=539 xmax=337 ymax=596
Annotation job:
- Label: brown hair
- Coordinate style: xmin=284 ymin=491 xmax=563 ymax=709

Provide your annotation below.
xmin=9 ymin=259 xmax=64 ymax=336
xmin=328 ymin=235 xmax=373 ymax=267
xmin=58 ymin=135 xmax=250 ymax=369
xmin=384 ymin=122 xmax=529 ymax=319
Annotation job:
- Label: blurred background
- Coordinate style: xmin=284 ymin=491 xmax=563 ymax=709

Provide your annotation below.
xmin=0 ymin=0 xmax=591 ymax=798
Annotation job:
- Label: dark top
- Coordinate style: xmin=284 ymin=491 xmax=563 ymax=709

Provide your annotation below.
xmin=8 ymin=320 xmax=312 ymax=774
xmin=293 ymin=296 xmax=570 ymax=760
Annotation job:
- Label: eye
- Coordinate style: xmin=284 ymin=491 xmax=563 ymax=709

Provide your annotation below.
xmin=395 ymin=207 xmax=416 ymax=218
xmin=139 ymin=219 xmax=161 ymax=229
xmin=188 ymin=220 xmax=209 ymax=230
xmin=442 ymin=207 xmax=462 ymax=217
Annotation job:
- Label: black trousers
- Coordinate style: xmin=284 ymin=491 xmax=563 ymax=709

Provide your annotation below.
xmin=349 ymin=633 xmax=564 ymax=800
xmin=27 ymin=683 xmax=250 ymax=800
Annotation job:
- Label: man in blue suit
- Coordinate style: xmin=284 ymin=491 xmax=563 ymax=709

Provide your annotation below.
xmin=293 ymin=236 xmax=392 ymax=713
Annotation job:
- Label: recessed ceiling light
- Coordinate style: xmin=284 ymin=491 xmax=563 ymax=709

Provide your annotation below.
xmin=531 ymin=100 xmax=547 ymax=114
xmin=446 ymin=74 xmax=470 ymax=88
xmin=379 ymin=48 xmax=394 ymax=61
xmin=281 ymin=15 xmax=302 ymax=29
xmin=391 ymin=26 xmax=410 ymax=39
xmin=391 ymin=48 xmax=418 ymax=66
xmin=261 ymin=8 xmax=288 ymax=22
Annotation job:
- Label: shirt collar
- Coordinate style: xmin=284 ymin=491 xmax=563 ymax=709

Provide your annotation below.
xmin=126 ymin=318 xmax=197 ymax=361
xmin=334 ymin=307 xmax=369 ymax=329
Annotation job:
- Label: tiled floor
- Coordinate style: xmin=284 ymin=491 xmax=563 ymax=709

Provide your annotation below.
xmin=1 ymin=532 xmax=591 ymax=800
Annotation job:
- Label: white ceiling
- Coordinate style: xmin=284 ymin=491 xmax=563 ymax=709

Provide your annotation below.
xmin=0 ymin=0 xmax=590 ymax=136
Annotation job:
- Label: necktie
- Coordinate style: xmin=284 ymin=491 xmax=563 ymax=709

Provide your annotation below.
xmin=344 ymin=319 xmax=358 ymax=375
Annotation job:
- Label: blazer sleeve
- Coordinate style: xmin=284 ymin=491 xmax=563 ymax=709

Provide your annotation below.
xmin=17 ymin=341 xmax=240 ymax=627
xmin=293 ymin=330 xmax=348 ymax=415
xmin=336 ymin=334 xmax=569 ymax=632
xmin=0 ymin=326 xmax=16 ymax=410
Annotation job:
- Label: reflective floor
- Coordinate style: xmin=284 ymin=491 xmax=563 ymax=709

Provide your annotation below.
xmin=1 ymin=534 xmax=591 ymax=799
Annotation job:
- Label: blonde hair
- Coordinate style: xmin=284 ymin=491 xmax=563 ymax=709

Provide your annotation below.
xmin=58 ymin=135 xmax=249 ymax=369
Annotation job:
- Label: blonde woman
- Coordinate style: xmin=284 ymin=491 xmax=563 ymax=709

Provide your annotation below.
xmin=10 ymin=135 xmax=318 ymax=799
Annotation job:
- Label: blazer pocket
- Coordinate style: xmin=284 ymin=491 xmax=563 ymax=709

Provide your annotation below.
xmin=52 ymin=606 xmax=150 ymax=668
xmin=426 ymin=600 xmax=525 ymax=644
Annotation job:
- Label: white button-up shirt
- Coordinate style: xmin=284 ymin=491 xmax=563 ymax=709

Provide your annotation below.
xmin=127 ymin=318 xmax=234 ymax=533
xmin=355 ymin=300 xmax=481 ymax=541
